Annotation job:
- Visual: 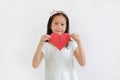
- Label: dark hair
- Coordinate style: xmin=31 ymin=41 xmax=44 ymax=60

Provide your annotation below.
xmin=47 ymin=11 xmax=69 ymax=35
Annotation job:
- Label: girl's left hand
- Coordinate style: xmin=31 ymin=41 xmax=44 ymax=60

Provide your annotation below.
xmin=70 ymin=33 xmax=80 ymax=43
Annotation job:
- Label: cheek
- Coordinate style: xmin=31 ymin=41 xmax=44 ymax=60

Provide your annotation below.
xmin=64 ymin=26 xmax=67 ymax=30
xmin=50 ymin=26 xmax=56 ymax=32
xmin=50 ymin=26 xmax=53 ymax=31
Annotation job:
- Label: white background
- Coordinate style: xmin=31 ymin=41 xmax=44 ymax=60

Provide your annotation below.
xmin=0 ymin=0 xmax=120 ymax=80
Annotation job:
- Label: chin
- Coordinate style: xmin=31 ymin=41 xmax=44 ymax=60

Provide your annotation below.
xmin=54 ymin=32 xmax=63 ymax=35
xmin=58 ymin=32 xmax=64 ymax=35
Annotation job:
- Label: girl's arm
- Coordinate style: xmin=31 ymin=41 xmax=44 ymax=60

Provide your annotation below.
xmin=70 ymin=33 xmax=86 ymax=66
xmin=32 ymin=35 xmax=50 ymax=68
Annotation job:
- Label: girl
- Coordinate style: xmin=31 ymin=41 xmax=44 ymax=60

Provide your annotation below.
xmin=32 ymin=10 xmax=86 ymax=80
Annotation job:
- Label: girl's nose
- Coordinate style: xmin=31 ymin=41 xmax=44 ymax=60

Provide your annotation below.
xmin=57 ymin=25 xmax=62 ymax=28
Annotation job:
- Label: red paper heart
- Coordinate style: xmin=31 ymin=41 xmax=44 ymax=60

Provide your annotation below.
xmin=50 ymin=33 xmax=70 ymax=50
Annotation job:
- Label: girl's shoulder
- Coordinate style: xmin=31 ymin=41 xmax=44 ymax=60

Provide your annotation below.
xmin=66 ymin=40 xmax=78 ymax=53
xmin=68 ymin=40 xmax=77 ymax=45
xmin=42 ymin=42 xmax=54 ymax=48
xmin=43 ymin=42 xmax=50 ymax=46
xmin=68 ymin=40 xmax=78 ymax=48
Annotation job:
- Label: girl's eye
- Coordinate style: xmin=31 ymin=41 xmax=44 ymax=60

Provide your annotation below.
xmin=61 ymin=24 xmax=64 ymax=26
xmin=55 ymin=23 xmax=58 ymax=25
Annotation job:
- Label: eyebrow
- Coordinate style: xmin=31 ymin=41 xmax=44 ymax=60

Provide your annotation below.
xmin=54 ymin=21 xmax=65 ymax=23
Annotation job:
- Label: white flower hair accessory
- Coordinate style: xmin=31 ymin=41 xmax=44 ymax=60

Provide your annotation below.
xmin=49 ymin=9 xmax=57 ymax=16
xmin=49 ymin=9 xmax=66 ymax=17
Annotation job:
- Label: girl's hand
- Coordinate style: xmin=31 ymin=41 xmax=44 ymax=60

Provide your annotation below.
xmin=40 ymin=34 xmax=50 ymax=44
xmin=70 ymin=33 xmax=80 ymax=43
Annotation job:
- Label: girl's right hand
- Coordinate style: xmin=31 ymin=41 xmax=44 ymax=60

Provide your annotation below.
xmin=40 ymin=34 xmax=50 ymax=44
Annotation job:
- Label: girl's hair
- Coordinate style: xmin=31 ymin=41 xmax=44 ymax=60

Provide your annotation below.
xmin=47 ymin=11 xmax=69 ymax=35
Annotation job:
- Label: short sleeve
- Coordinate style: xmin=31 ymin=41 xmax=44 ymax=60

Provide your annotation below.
xmin=68 ymin=40 xmax=78 ymax=53
xmin=41 ymin=42 xmax=48 ymax=56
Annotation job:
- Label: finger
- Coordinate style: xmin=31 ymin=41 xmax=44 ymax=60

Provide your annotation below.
xmin=46 ymin=35 xmax=50 ymax=38
xmin=44 ymin=37 xmax=49 ymax=42
xmin=70 ymin=33 xmax=74 ymax=37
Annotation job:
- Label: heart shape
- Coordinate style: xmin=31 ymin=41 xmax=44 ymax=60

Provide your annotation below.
xmin=50 ymin=33 xmax=70 ymax=50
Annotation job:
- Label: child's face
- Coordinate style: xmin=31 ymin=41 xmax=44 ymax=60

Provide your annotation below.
xmin=51 ymin=15 xmax=67 ymax=35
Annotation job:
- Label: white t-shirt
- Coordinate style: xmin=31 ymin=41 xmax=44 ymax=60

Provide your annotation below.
xmin=41 ymin=41 xmax=78 ymax=80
